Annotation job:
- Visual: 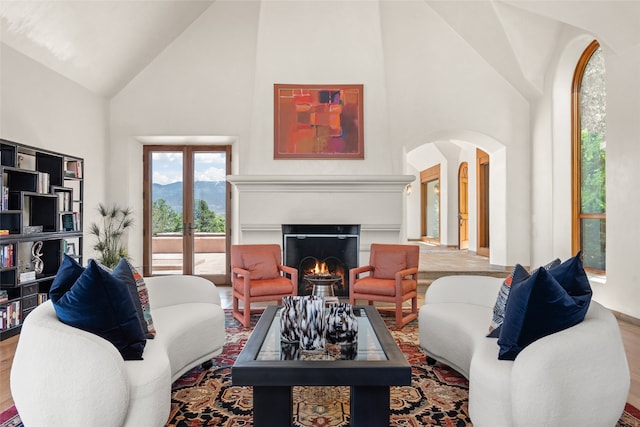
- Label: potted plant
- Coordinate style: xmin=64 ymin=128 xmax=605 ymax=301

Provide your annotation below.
xmin=89 ymin=203 xmax=134 ymax=268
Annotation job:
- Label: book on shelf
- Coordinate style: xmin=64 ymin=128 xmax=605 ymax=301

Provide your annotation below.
xmin=57 ymin=191 xmax=71 ymax=212
xmin=1 ymin=243 xmax=14 ymax=268
xmin=65 ymin=161 xmax=82 ymax=179
xmin=1 ymin=186 xmax=7 ymax=210
xmin=0 ymin=290 xmax=8 ymax=303
xmin=0 ymin=230 xmax=9 ymax=236
xmin=0 ymin=300 xmax=21 ymax=330
xmin=38 ymin=293 xmax=49 ymax=304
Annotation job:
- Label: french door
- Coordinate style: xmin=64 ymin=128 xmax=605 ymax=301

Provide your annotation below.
xmin=142 ymin=145 xmax=231 ymax=284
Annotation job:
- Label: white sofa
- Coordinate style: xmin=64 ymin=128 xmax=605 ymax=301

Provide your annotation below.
xmin=419 ymin=275 xmax=630 ymax=427
xmin=10 ymin=275 xmax=226 ymax=427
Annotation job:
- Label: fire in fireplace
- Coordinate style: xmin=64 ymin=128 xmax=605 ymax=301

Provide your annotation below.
xmin=282 ymin=224 xmax=360 ymax=297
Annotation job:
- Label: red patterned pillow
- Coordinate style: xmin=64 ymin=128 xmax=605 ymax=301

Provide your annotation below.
xmin=112 ymin=259 xmax=157 ymax=339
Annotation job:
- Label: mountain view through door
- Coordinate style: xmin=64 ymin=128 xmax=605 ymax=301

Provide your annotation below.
xmin=143 ymin=146 xmax=230 ymax=284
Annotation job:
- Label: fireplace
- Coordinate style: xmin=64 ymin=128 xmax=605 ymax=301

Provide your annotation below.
xmin=282 ymin=224 xmax=360 ymax=297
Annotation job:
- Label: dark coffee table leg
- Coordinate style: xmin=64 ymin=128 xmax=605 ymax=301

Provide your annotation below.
xmin=351 ymin=386 xmax=390 ymax=427
xmin=253 ymin=386 xmax=292 ymax=426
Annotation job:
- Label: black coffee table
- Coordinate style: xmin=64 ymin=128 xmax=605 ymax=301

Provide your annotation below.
xmin=231 ymin=305 xmax=411 ymax=427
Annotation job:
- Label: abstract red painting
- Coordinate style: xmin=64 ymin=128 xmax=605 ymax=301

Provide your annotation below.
xmin=274 ymin=84 xmax=364 ymax=159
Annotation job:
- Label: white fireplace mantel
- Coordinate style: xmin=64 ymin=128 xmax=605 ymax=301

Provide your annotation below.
xmin=227 ymin=174 xmax=416 ymax=247
xmin=226 ymin=174 xmax=414 ymax=192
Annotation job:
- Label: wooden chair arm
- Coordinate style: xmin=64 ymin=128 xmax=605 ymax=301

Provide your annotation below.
xmin=232 ymin=266 xmax=250 ymax=277
xmin=278 ymin=264 xmax=297 ymax=276
xmin=396 ymin=267 xmax=418 ymax=279
xmin=351 ymin=265 xmax=373 ymax=277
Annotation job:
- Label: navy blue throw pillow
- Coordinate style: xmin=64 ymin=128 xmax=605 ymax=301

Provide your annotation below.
xmin=49 ymin=254 xmax=85 ymax=303
xmin=548 ymin=252 xmax=592 ymax=298
xmin=497 ymin=264 xmax=592 ymax=361
xmin=50 ymin=259 xmax=146 ymax=360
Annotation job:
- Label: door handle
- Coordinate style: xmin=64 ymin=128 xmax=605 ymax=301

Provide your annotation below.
xmin=184 ymin=223 xmax=196 ymax=237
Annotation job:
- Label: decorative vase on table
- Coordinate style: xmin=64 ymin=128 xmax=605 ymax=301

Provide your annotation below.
xmin=325 ymin=303 xmax=358 ymax=359
xmin=298 ymin=296 xmax=326 ymax=352
xmin=280 ymin=295 xmax=301 ymax=343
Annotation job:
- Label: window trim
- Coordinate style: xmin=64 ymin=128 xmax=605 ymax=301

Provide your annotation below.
xmin=571 ymin=39 xmax=605 ymax=273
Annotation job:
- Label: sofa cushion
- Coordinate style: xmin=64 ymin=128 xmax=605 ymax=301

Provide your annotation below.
xmin=151 ymin=302 xmax=226 ymax=380
xmin=242 ymin=251 xmax=280 ymax=280
xmin=50 ymin=259 xmax=147 ymax=360
xmin=113 ymin=259 xmax=157 ymax=339
xmin=122 ymin=338 xmax=172 ymax=426
xmin=373 ymin=251 xmax=407 ymax=279
xmin=419 ymin=302 xmax=492 ymax=379
xmin=497 ymin=266 xmax=592 ymax=360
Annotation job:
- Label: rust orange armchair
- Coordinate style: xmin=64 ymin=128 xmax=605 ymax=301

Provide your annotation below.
xmin=231 ymin=244 xmax=298 ymax=327
xmin=349 ymin=243 xmax=419 ymax=328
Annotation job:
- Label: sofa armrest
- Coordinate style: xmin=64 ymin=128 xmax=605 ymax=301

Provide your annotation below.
xmin=11 ymin=301 xmax=130 ymax=427
xmin=425 ymin=275 xmax=504 ymax=308
xmin=145 ymin=275 xmax=221 ymax=309
xmin=509 ymin=302 xmax=630 ymax=426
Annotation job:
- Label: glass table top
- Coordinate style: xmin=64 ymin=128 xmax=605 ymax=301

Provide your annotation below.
xmin=256 ymin=307 xmax=388 ymax=361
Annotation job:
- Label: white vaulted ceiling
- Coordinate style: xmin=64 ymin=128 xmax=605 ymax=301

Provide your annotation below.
xmin=0 ymin=0 xmax=213 ymax=96
xmin=1 ymin=0 xmax=639 ymax=99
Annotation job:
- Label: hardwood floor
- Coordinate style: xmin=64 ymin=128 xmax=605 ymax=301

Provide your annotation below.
xmin=1 ymin=285 xmax=639 ymax=413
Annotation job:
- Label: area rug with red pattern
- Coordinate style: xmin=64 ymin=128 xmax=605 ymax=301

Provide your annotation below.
xmin=164 ymin=310 xmax=640 ymax=427
xmin=2 ymin=310 xmax=639 ymax=427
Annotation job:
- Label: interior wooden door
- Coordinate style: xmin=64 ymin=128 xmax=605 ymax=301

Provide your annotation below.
xmin=458 ymin=162 xmax=469 ymax=249
xmin=420 ymin=164 xmax=441 ymax=244
xmin=477 ymin=149 xmax=490 ymax=257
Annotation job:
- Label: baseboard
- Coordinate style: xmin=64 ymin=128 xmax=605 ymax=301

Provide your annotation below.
xmin=612 ymin=309 xmax=640 ymax=327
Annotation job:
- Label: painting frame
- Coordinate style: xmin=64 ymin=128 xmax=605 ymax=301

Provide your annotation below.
xmin=274 ymin=84 xmax=364 ymax=159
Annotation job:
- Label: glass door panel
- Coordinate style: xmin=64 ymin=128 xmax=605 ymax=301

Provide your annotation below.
xmin=192 ymin=151 xmax=227 ymax=277
xmin=425 ymin=179 xmax=440 ymax=239
xmin=150 ymin=151 xmax=184 ymax=275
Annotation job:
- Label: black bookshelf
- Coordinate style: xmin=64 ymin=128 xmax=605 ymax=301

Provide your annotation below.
xmin=0 ymin=139 xmax=84 ymax=340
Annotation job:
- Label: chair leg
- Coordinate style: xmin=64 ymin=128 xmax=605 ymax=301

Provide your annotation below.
xmin=232 ymin=294 xmax=251 ymax=328
xmin=243 ymin=299 xmax=251 ymax=327
xmin=395 ymin=302 xmax=404 ymax=328
xmin=395 ymin=295 xmax=419 ymax=329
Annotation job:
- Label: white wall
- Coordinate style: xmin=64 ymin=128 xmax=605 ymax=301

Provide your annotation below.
xmin=109 ymin=1 xmax=261 ymax=264
xmin=0 ymin=44 xmax=109 ymax=259
xmin=248 ymin=1 xmax=394 ymax=175
xmin=595 ymin=43 xmax=640 ymax=318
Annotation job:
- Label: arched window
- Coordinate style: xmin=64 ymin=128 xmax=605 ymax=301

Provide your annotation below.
xmin=572 ymin=40 xmax=606 ymax=272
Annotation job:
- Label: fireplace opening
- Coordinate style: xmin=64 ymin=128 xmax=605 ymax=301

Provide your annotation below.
xmin=282 ymin=224 xmax=360 ymax=297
